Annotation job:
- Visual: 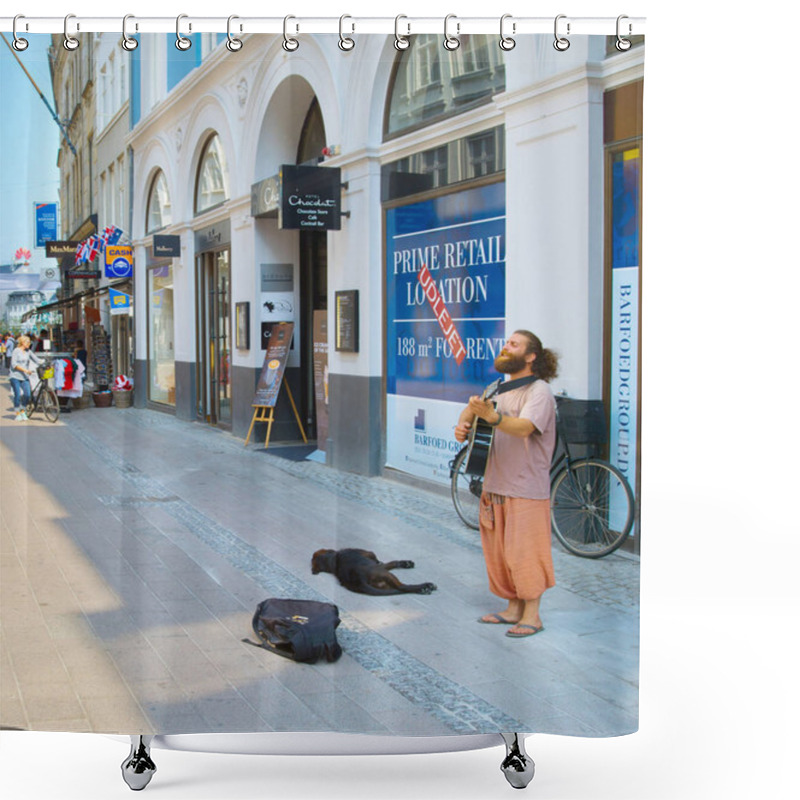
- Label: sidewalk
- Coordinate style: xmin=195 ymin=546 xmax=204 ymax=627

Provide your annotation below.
xmin=0 ymin=381 xmax=639 ymax=738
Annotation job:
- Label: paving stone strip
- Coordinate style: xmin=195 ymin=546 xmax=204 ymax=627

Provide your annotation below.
xmin=114 ymin=408 xmax=640 ymax=612
xmin=68 ymin=418 xmax=526 ymax=734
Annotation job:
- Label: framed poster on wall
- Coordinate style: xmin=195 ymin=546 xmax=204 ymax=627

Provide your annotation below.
xmin=236 ymin=302 xmax=250 ymax=349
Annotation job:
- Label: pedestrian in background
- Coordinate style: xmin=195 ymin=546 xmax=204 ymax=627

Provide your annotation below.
xmin=455 ymin=330 xmax=559 ymax=639
xmin=2 ymin=333 xmax=14 ymax=373
xmin=10 ymin=334 xmax=42 ymax=422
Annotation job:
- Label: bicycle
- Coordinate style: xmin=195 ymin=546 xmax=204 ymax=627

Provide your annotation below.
xmin=450 ymin=393 xmax=635 ymax=558
xmin=26 ymin=363 xmax=60 ymax=423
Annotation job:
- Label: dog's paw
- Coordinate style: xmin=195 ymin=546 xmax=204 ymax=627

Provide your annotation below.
xmin=397 ymin=560 xmax=414 ymax=569
xmin=419 ymin=583 xmax=437 ymax=594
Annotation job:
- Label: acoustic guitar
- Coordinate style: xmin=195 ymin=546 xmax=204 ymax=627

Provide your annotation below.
xmin=463 ymin=378 xmax=502 ymax=475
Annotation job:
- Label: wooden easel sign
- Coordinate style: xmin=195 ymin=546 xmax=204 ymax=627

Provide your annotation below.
xmin=245 ymin=321 xmax=307 ymax=447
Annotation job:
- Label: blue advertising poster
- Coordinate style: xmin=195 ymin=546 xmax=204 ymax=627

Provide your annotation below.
xmin=385 ymin=182 xmax=506 ymax=481
xmin=34 ymin=202 xmax=58 ymax=248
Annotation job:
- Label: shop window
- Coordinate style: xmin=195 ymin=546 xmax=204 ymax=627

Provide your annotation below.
xmin=381 ymin=126 xmax=504 ymax=203
xmin=194 ymin=134 xmax=229 ymax=215
xmin=146 ymin=170 xmax=172 ymax=233
xmin=385 ymin=34 xmax=504 ymax=139
xmin=466 ymin=130 xmax=499 ymax=179
xmin=148 ymin=263 xmax=175 ymax=406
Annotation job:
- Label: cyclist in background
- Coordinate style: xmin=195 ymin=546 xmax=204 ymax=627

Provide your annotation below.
xmin=10 ymin=334 xmax=42 ymax=422
xmin=454 ymin=330 xmax=559 ymax=639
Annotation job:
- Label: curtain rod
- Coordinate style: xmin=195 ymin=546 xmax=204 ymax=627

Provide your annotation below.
xmin=1 ymin=16 xmax=646 ymax=37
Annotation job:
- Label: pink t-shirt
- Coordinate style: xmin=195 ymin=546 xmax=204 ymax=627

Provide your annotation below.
xmin=482 ymin=380 xmax=556 ymax=500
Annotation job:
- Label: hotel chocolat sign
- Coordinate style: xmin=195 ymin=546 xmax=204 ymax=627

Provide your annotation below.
xmin=279 ymin=165 xmax=341 ymax=231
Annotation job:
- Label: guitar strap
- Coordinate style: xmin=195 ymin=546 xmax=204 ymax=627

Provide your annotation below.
xmin=495 ymin=374 xmax=538 ymax=396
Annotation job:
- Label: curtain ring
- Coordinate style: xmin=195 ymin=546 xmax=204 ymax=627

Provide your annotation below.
xmin=394 ymin=15 xmax=410 ymax=51
xmin=12 ymin=15 xmax=29 ymax=51
xmin=226 ymin=15 xmax=243 ymax=52
xmin=121 ymin=15 xmax=138 ymax=51
xmin=175 ymin=14 xmax=192 ymax=51
xmin=283 ymin=15 xmax=299 ymax=51
xmin=615 ymin=15 xmax=632 ymax=51
xmin=338 ymin=14 xmax=355 ymax=51
xmin=63 ymin=14 xmax=80 ymax=51
xmin=443 ymin=14 xmax=460 ymax=51
xmin=553 ymin=14 xmax=570 ymax=51
xmin=499 ymin=14 xmax=516 ymax=51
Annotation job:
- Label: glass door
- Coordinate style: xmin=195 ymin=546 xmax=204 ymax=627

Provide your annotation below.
xmin=195 ymin=248 xmax=232 ymax=426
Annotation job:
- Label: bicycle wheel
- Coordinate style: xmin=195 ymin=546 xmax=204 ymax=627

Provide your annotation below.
xmin=42 ymin=388 xmax=60 ymax=422
xmin=450 ymin=446 xmax=483 ymax=530
xmin=550 ymin=458 xmax=634 ymax=558
xmin=25 ymin=390 xmax=37 ymax=418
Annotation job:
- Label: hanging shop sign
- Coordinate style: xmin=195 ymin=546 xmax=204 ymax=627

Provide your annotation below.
xmin=384 ymin=181 xmax=506 ymax=483
xmin=105 ymin=245 xmax=134 ymax=279
xmin=45 ymin=240 xmax=80 ymax=258
xmin=279 ymin=165 xmax=341 ymax=231
xmin=153 ymin=234 xmax=181 ymax=258
xmin=109 ymin=288 xmax=133 ymax=315
xmin=67 ymin=266 xmax=101 ymax=279
xmin=34 ymin=203 xmax=58 ymax=248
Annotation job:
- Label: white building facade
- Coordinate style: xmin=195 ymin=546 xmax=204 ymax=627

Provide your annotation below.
xmin=127 ymin=32 xmax=643 ymax=539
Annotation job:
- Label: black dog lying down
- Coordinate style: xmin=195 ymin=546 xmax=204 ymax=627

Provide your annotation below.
xmin=311 ymin=548 xmax=437 ymax=596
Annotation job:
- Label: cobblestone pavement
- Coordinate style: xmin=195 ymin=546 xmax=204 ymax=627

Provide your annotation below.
xmin=1 ymin=394 xmax=639 ymax=738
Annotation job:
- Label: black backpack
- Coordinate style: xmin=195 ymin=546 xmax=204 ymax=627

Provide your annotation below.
xmin=244 ymin=598 xmax=343 ymax=664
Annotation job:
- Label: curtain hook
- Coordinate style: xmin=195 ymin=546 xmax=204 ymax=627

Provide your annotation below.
xmin=121 ymin=15 xmax=138 ymax=51
xmin=226 ymin=15 xmax=243 ymax=52
xmin=553 ymin=14 xmax=570 ymax=51
xmin=499 ymin=14 xmax=516 ymax=51
xmin=443 ymin=13 xmax=460 ymax=51
xmin=12 ymin=15 xmax=29 ymax=51
xmin=338 ymin=14 xmax=355 ymax=51
xmin=394 ymin=15 xmax=410 ymax=51
xmin=63 ymin=14 xmax=80 ymax=51
xmin=615 ymin=15 xmax=632 ymax=51
xmin=175 ymin=14 xmax=192 ymax=51
xmin=283 ymin=15 xmax=299 ymax=51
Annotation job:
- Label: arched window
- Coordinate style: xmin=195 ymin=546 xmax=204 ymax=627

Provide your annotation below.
xmin=385 ymin=34 xmax=505 ymax=139
xmin=297 ymin=98 xmax=327 ymax=165
xmin=195 ymin=134 xmax=229 ymax=214
xmin=145 ymin=170 xmax=172 ymax=233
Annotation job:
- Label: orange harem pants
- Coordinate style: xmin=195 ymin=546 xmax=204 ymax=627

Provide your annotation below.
xmin=479 ymin=494 xmax=556 ymax=600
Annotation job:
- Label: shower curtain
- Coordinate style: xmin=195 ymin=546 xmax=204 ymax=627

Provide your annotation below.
xmin=0 ymin=20 xmax=642 ymax=751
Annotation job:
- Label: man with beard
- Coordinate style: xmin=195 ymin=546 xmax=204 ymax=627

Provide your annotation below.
xmin=455 ymin=330 xmax=559 ymax=638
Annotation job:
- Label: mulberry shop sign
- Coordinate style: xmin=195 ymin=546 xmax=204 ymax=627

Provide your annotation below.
xmin=279 ymin=165 xmax=341 ymax=231
xmin=153 ymin=234 xmax=181 ymax=258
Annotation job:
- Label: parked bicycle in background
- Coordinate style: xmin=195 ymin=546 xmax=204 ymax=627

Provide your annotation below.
xmin=451 ymin=393 xmax=635 ymax=558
